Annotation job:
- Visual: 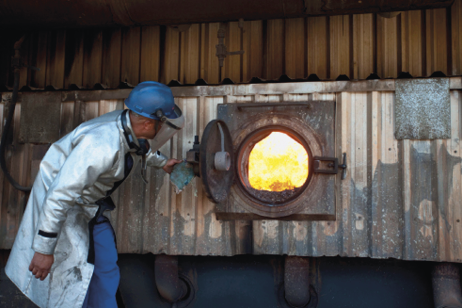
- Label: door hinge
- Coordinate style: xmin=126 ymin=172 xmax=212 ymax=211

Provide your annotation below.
xmin=313 ymin=153 xmax=347 ymax=180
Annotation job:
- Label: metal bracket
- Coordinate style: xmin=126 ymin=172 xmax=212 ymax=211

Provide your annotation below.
xmin=186 ymin=135 xmax=201 ymax=176
xmin=11 ymin=55 xmax=40 ymax=71
xmin=313 ymin=153 xmax=347 ymax=180
xmin=216 ymin=22 xmax=245 ymax=68
xmin=186 ymin=125 xmax=231 ymax=174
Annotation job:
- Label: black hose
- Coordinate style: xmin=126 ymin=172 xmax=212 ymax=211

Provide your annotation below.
xmin=0 ymin=36 xmax=31 ymax=192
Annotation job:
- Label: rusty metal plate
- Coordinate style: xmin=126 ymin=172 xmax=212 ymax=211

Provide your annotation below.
xmin=200 ymin=120 xmax=234 ymax=203
xmin=19 ymin=92 xmax=61 ymax=143
xmin=216 ymin=101 xmax=336 ymax=220
xmin=395 ymin=78 xmax=450 ymax=140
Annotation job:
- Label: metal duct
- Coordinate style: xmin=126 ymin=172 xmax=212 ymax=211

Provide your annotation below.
xmin=154 ymin=255 xmax=188 ymax=304
xmin=432 ymin=263 xmax=462 ymax=308
xmin=0 ymin=0 xmax=454 ymax=28
xmin=284 ymin=256 xmax=311 ymax=307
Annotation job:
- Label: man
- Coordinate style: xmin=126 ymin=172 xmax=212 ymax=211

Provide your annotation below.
xmin=5 ymin=81 xmax=184 ymax=308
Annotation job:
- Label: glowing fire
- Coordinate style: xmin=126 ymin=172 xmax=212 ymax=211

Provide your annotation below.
xmin=248 ymin=132 xmax=309 ymax=191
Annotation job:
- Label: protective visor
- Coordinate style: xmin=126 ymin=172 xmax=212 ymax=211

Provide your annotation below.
xmin=150 ymin=104 xmax=185 ymax=152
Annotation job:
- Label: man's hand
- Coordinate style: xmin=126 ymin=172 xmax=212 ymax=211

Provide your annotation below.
xmin=29 ymin=252 xmax=54 ymax=281
xmin=162 ymin=158 xmax=182 ymax=174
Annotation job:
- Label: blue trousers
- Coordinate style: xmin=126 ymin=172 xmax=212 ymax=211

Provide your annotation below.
xmin=83 ymin=219 xmax=120 ymax=308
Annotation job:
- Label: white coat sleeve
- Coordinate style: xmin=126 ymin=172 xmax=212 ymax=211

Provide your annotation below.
xmin=146 ymin=150 xmax=168 ymax=168
xmin=32 ymin=133 xmax=117 ymax=255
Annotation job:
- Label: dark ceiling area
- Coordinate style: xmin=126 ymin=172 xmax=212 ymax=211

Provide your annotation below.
xmin=0 ymin=0 xmax=455 ymax=29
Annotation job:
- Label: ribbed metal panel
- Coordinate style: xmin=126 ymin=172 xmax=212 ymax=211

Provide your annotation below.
xmin=1 ymin=79 xmax=462 ymax=263
xmin=2 ymin=1 xmax=462 ymax=88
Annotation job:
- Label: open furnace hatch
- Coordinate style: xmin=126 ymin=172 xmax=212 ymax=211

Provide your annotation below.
xmin=188 ymin=101 xmax=340 ymax=221
xmin=238 ymin=128 xmax=311 ymax=205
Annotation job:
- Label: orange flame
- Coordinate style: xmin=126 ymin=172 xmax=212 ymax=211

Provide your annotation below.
xmin=248 ymin=132 xmax=309 ymax=191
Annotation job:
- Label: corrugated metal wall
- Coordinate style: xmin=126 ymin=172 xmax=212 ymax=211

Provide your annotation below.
xmin=1 ymin=78 xmax=462 ymax=263
xmin=2 ymin=0 xmax=462 ymax=89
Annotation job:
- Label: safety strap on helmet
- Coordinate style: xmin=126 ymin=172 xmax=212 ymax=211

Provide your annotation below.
xmin=120 ymin=109 xmax=150 ymax=156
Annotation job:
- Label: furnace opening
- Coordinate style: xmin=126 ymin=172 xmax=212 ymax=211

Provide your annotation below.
xmin=237 ymin=128 xmax=310 ymax=205
xmin=249 ymin=132 xmax=308 ymax=191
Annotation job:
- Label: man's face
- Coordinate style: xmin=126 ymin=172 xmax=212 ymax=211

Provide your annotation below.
xmin=130 ymin=111 xmax=165 ymax=140
xmin=144 ymin=119 xmax=162 ymax=139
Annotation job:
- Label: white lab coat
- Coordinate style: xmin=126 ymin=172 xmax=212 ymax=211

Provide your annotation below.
xmin=5 ymin=110 xmax=167 ymax=308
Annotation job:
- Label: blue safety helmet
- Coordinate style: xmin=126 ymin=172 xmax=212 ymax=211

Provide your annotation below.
xmin=125 ymin=81 xmax=179 ymax=120
xmin=125 ymin=81 xmax=185 ymax=152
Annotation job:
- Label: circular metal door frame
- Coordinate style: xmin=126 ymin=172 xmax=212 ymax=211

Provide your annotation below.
xmin=236 ymin=125 xmax=313 ymax=205
xmin=231 ymin=113 xmax=324 ymax=218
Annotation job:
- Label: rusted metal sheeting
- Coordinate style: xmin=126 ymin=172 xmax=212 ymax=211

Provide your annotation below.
xmin=2 ymin=80 xmax=462 ymax=262
xmin=2 ymin=2 xmax=462 ymax=90
xmin=18 ymin=92 xmax=61 ymax=143
xmin=395 ymin=78 xmax=451 ymax=139
xmin=110 ymin=95 xmax=252 ymax=255
xmin=0 ymin=95 xmax=31 ymax=249
xmin=101 ymin=86 xmax=462 ymax=260
xmin=0 ymin=0 xmax=453 ymax=28
xmin=109 ymin=85 xmax=462 ymax=260
xmin=249 ymin=90 xmax=462 ymax=262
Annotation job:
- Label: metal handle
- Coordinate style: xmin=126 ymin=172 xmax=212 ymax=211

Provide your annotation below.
xmin=214 ymin=122 xmax=231 ymax=171
xmin=339 ymin=153 xmax=347 ymax=180
xmin=313 ymin=153 xmax=347 ymax=180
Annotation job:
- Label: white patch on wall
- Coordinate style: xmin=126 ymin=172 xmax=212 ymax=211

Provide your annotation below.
xmin=395 ymin=78 xmax=450 ymax=140
xmin=355 ymin=213 xmax=365 ymax=230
